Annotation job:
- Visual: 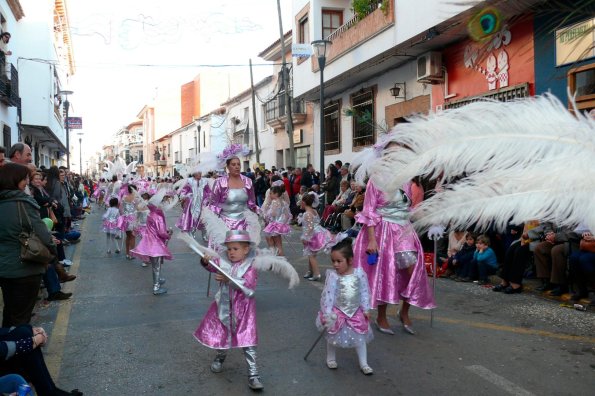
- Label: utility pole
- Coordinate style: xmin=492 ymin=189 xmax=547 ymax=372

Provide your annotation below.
xmin=276 ymin=0 xmax=295 ymax=167
xmin=249 ymin=59 xmax=260 ymax=164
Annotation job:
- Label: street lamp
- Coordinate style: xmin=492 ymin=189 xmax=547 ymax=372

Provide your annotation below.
xmin=78 ymin=133 xmax=83 ymax=175
xmin=311 ymin=39 xmax=332 ymax=205
xmin=58 ymin=90 xmax=74 ymax=169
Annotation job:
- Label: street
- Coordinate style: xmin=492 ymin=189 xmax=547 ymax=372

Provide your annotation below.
xmin=34 ymin=207 xmax=594 ymax=396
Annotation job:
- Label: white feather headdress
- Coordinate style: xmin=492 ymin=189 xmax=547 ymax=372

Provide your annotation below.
xmin=368 ymin=94 xmax=595 ymax=232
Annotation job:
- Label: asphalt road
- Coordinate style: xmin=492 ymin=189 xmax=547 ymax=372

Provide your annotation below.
xmin=33 ymin=206 xmax=595 ymax=396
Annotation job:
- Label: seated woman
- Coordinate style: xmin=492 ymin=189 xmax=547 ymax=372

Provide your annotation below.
xmin=492 ymin=221 xmax=538 ymax=294
xmin=340 ymin=182 xmax=365 ymax=232
xmin=440 ymin=229 xmax=468 ymax=277
xmin=0 ymin=324 xmax=82 ymax=395
xmin=568 ymin=228 xmax=595 ymax=302
xmin=321 ymin=180 xmax=351 ymax=223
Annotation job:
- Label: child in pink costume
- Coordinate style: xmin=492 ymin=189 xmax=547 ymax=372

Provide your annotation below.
xmin=299 ymin=192 xmax=334 ymax=281
xmin=194 ymin=230 xmax=263 ymax=391
xmin=262 ymin=185 xmax=291 ymax=255
xmin=130 ymin=193 xmax=173 ymax=295
xmin=317 ymin=238 xmax=374 ymax=375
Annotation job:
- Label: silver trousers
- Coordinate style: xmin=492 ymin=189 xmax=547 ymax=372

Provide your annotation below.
xmin=150 ymin=257 xmax=164 ymax=291
xmin=215 ymin=347 xmax=259 ymax=377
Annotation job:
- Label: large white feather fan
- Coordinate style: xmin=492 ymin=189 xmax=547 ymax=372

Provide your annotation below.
xmin=368 ymin=94 xmax=595 ymax=232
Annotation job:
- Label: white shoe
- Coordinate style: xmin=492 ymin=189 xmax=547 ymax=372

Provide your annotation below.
xmin=141 ymin=262 xmax=148 ymax=267
xmin=61 ymin=259 xmax=73 ymax=267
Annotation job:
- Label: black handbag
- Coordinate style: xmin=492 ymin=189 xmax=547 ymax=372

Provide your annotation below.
xmin=17 ymin=202 xmax=55 ymax=264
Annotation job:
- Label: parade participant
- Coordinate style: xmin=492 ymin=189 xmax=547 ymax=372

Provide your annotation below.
xmin=134 ymin=192 xmax=151 ymax=267
xmin=130 ymin=190 xmax=173 ymax=295
xmin=350 ymin=139 xmax=435 ymax=336
xmin=191 ymin=230 xmax=298 ymax=391
xmin=299 ymin=192 xmax=334 ymax=281
xmin=117 ymin=184 xmax=138 ymax=260
xmin=92 ymin=178 xmax=106 ymax=207
xmin=102 ymin=198 xmax=121 ymax=254
xmin=175 ymin=171 xmax=208 ymax=236
xmin=262 ymin=185 xmax=291 ymax=256
xmin=316 ymin=238 xmax=373 ymax=375
xmin=203 ymin=144 xmax=258 ymax=233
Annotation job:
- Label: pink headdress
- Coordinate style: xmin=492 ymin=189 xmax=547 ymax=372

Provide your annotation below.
xmin=216 ymin=144 xmax=251 ymax=169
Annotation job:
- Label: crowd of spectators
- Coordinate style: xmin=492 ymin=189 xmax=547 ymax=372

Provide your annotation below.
xmin=0 ymin=143 xmax=84 ymax=395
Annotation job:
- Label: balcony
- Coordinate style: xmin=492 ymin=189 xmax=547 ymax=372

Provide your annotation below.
xmin=0 ymin=63 xmax=20 ymax=108
xmin=265 ymin=97 xmax=307 ymax=130
xmin=312 ymin=1 xmax=394 ymax=71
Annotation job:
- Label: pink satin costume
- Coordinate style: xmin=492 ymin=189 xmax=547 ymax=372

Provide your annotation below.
xmin=175 ymin=178 xmax=208 ymax=232
xmin=206 ymin=175 xmax=258 ymax=232
xmin=130 ymin=204 xmax=173 ymax=262
xmin=194 ymin=258 xmax=258 ymax=349
xmin=353 ymin=180 xmax=435 ymax=309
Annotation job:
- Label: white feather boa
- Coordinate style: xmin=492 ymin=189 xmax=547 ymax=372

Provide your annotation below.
xmin=367 ymin=94 xmax=595 ymax=232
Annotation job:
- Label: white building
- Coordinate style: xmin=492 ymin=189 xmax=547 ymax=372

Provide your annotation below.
xmin=291 ymin=0 xmax=477 ymax=169
xmin=221 ymin=75 xmax=276 ymax=171
xmin=18 ymin=0 xmax=74 ymax=168
xmin=0 ymin=0 xmax=24 ymax=150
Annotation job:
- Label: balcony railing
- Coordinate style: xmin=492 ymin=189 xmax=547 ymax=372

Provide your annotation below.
xmin=265 ymin=97 xmax=305 ymax=121
xmin=0 ymin=62 xmax=20 ymax=108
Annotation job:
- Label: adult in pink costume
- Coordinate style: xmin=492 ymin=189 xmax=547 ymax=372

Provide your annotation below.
xmin=130 ymin=201 xmax=172 ymax=295
xmin=353 ymin=179 xmax=435 ymax=334
xmin=176 ymin=172 xmax=208 ymax=234
xmin=205 ymin=155 xmax=258 ymax=232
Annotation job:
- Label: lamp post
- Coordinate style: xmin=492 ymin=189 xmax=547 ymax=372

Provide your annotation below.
xmin=311 ymin=39 xmax=332 ymax=205
xmin=58 ymin=90 xmax=74 ymax=169
xmin=78 ymin=133 xmax=83 ymax=175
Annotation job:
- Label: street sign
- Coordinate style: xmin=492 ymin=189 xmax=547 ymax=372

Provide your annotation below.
xmin=67 ymin=117 xmax=83 ymax=129
xmin=292 ymin=43 xmax=312 ymax=58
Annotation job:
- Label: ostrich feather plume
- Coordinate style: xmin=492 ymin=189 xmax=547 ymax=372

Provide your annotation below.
xmin=200 ymin=207 xmax=229 ymax=246
xmin=253 ymin=249 xmax=300 ymax=289
xmin=244 ymin=209 xmax=262 ymax=247
xmin=367 ymin=94 xmax=595 ymax=232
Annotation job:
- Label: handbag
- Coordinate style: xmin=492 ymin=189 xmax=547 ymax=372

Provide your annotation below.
xmin=17 ymin=202 xmax=55 ymax=264
xmin=579 ymin=239 xmax=595 ymax=253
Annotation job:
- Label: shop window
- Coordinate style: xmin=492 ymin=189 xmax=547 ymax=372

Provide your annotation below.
xmin=323 ymin=101 xmax=341 ymax=152
xmin=351 ymin=90 xmax=375 ymax=148
xmin=569 ymin=64 xmax=595 ymax=112
xmin=322 ymin=9 xmax=342 ymax=39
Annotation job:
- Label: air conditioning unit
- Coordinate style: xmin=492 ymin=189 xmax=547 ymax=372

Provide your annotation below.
xmin=416 ymin=52 xmax=443 ymax=84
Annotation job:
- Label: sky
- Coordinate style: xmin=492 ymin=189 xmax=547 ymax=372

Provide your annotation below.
xmin=67 ymin=0 xmax=293 ymax=165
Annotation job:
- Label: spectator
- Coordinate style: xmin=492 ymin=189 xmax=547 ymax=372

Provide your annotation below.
xmin=0 ymin=32 xmax=11 ymax=77
xmin=301 ymin=164 xmax=314 ymax=189
xmin=0 ymin=324 xmax=83 ymax=395
xmin=334 ymin=160 xmax=342 ymax=170
xmin=322 ymin=164 xmax=340 ymax=206
xmin=322 ymin=179 xmax=351 ymax=222
xmin=8 ymin=143 xmax=32 ymax=164
xmin=0 ymin=146 xmax=6 ymax=167
xmin=253 ymin=170 xmax=269 ymax=207
xmin=533 ymin=223 xmax=574 ymax=295
xmin=450 ymin=233 xmax=477 ymax=280
xmin=568 ymin=229 xmax=595 ymax=302
xmin=458 ymin=234 xmax=497 ymax=284
xmin=340 ymin=181 xmax=365 ymax=232
xmin=281 ymin=171 xmax=291 ymax=197
xmin=339 ymin=165 xmax=351 ymax=184
xmin=492 ymin=222 xmax=537 ymax=294
xmin=439 ymin=229 xmax=469 ymax=277
xmin=0 ymin=163 xmax=57 ymax=327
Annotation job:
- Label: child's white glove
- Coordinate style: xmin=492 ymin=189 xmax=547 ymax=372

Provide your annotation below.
xmin=322 ymin=313 xmax=338 ymax=329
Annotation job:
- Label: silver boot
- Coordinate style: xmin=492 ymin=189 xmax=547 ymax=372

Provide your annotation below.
xmin=243 ymin=347 xmax=263 ymax=390
xmin=151 ymin=257 xmax=167 ymax=295
xmin=210 ymin=350 xmax=226 ymax=373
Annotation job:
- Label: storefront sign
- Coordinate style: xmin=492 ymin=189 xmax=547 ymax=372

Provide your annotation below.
xmin=556 ymin=19 xmax=595 ymax=66
xmin=67 ymin=117 xmax=82 ymax=129
xmin=292 ymin=43 xmax=312 ymax=58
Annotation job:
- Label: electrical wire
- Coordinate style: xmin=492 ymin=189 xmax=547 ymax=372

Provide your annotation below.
xmin=17 ymin=57 xmax=283 ymax=68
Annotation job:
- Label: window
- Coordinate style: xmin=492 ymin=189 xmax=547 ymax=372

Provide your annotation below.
xmin=322 ymin=10 xmax=342 ymax=39
xmin=323 ymin=101 xmax=340 ymax=152
xmin=351 ymin=90 xmax=375 ymax=148
xmin=569 ymin=64 xmax=595 ymax=112
xmin=2 ymin=124 xmax=11 ymax=148
xmin=299 ymin=16 xmax=309 ymax=44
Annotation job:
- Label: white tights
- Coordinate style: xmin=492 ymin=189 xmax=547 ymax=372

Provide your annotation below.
xmin=326 ymin=341 xmax=368 ymax=368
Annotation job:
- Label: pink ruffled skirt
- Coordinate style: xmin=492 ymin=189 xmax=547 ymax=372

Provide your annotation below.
xmin=263 ymin=222 xmax=291 ymax=236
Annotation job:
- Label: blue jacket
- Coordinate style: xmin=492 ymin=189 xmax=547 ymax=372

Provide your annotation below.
xmin=473 ymin=247 xmax=498 ymax=268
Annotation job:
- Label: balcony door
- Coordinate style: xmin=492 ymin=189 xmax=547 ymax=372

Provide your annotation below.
xmin=322 ymin=9 xmax=343 ymax=39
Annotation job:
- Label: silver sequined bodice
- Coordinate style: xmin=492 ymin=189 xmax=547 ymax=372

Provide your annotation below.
xmin=335 ymin=273 xmax=360 ymax=317
xmin=377 ymin=189 xmax=410 ymax=225
xmin=122 ymin=201 xmax=136 ymax=216
xmin=221 ymin=188 xmax=248 ymax=220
